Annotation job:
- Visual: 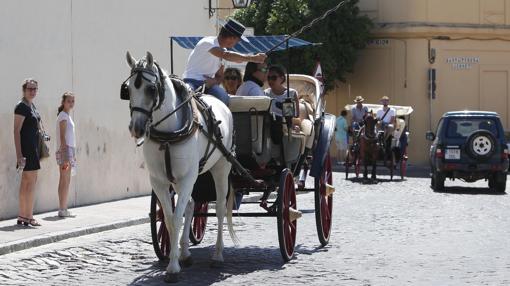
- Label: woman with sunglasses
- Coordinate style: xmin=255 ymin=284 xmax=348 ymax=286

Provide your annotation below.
xmin=265 ymin=65 xmax=302 ymax=127
xmin=236 ymin=62 xmax=267 ymax=97
xmin=222 ymin=67 xmax=243 ymax=95
xmin=13 ymin=79 xmax=42 ymax=226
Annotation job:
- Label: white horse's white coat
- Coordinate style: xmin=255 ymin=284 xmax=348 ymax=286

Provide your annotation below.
xmin=125 ymin=52 xmax=234 ymax=278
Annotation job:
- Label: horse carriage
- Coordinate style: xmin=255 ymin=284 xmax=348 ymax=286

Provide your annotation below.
xmin=119 ymin=35 xmax=335 ymax=280
xmin=344 ymin=104 xmax=413 ymax=180
xmin=149 ymin=72 xmax=335 ymax=262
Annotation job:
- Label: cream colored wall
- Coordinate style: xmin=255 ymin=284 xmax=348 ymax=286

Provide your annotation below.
xmin=359 ymin=0 xmax=510 ymax=25
xmin=0 ymin=0 xmax=215 ymax=219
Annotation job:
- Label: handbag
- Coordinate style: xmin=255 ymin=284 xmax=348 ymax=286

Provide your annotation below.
xmin=33 ymin=104 xmax=50 ymax=160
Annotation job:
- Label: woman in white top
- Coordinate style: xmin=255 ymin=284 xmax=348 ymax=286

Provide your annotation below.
xmin=55 ymin=92 xmax=76 ymax=217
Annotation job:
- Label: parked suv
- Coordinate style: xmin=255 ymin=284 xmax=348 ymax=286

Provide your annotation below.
xmin=426 ymin=111 xmax=508 ymax=193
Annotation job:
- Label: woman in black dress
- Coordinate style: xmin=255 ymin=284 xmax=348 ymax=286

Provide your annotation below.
xmin=13 ymin=79 xmax=42 ymax=226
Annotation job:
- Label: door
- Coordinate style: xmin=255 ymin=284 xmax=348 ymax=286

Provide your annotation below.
xmin=480 ymin=66 xmax=510 ymax=130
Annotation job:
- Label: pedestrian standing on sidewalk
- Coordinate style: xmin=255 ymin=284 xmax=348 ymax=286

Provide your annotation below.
xmin=13 ymin=78 xmax=42 ymax=227
xmin=55 ymin=92 xmax=76 ymax=218
xmin=335 ymin=110 xmax=348 ymax=164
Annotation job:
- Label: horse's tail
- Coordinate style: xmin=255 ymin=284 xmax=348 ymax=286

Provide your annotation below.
xmin=226 ymin=182 xmax=240 ymax=246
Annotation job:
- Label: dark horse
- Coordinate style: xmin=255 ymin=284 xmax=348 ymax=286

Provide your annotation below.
xmin=359 ymin=114 xmax=379 ymax=181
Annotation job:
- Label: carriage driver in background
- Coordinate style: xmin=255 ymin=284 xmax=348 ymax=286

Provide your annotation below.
xmin=350 ymin=96 xmax=369 ymax=132
xmin=376 ymin=96 xmax=396 ymax=144
xmin=182 ymin=19 xmax=267 ymax=105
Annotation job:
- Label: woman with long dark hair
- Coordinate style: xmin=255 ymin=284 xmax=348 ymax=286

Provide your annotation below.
xmin=236 ymin=62 xmax=267 ymax=96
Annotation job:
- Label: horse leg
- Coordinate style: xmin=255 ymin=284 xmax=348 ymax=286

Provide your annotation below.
xmin=179 ymin=199 xmax=195 ymax=267
xmin=208 ymin=158 xmax=233 ymax=266
xmin=371 ymin=152 xmax=377 ymax=181
xmin=165 ymin=176 xmax=196 ymax=282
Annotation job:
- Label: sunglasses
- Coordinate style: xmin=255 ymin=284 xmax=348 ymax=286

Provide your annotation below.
xmin=267 ymin=75 xmax=279 ymax=81
xmin=26 ymin=87 xmax=38 ymax=91
xmin=258 ymin=67 xmax=268 ymax=73
xmin=225 ymin=76 xmax=239 ymax=81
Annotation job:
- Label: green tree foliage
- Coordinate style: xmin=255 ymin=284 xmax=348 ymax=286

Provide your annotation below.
xmin=232 ymin=0 xmax=373 ymax=90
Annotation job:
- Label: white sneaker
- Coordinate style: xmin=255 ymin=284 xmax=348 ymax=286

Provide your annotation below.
xmin=58 ymin=209 xmax=72 ymax=217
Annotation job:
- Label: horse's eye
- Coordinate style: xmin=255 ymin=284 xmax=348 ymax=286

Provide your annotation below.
xmin=146 ymin=85 xmax=157 ymax=95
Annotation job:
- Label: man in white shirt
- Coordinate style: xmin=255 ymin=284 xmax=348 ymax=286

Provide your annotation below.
xmin=376 ymin=96 xmax=396 ymax=141
xmin=183 ymin=19 xmax=267 ymax=105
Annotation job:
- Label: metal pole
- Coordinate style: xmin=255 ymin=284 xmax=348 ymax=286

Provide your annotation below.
xmin=170 ymin=37 xmax=174 ymax=75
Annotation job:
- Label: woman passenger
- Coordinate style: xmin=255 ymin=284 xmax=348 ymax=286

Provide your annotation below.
xmin=222 ymin=67 xmax=242 ymax=95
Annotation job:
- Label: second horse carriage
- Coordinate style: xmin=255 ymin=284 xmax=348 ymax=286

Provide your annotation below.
xmin=143 ymin=35 xmax=336 ymax=264
xmin=344 ymin=104 xmax=413 ymax=180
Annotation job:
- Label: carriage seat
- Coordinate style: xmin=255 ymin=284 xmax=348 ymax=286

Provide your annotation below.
xmin=229 ymin=96 xmax=272 ymax=159
xmin=229 ymin=96 xmax=272 ymax=113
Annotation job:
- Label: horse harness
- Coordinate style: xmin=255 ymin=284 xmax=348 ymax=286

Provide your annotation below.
xmin=121 ymin=63 xmax=258 ymax=184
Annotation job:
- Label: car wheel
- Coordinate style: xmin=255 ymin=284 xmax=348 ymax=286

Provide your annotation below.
xmin=432 ymin=171 xmax=445 ymax=192
xmin=495 ymin=172 xmax=507 ymax=193
xmin=466 ymin=130 xmax=496 ymax=161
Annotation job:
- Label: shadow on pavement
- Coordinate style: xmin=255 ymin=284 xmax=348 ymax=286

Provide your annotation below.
xmin=0 ymin=224 xmax=35 ymax=232
xmin=128 ymin=245 xmax=285 ymax=286
xmin=434 ymin=186 xmax=507 ymax=196
xmin=334 ymin=163 xmax=431 ymax=179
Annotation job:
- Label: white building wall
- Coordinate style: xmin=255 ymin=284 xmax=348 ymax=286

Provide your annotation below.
xmin=0 ymin=0 xmax=215 ymax=219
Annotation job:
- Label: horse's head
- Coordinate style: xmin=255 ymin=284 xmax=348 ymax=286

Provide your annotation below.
xmin=122 ymin=51 xmax=165 ymax=139
xmin=363 ymin=111 xmax=377 ymax=138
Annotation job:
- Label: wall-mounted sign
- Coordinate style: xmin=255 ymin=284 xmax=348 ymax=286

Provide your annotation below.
xmin=367 ymin=39 xmax=390 ymax=47
xmin=446 ymin=57 xmax=480 ymax=70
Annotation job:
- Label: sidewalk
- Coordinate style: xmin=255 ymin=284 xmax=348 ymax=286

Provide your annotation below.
xmin=0 ymin=196 xmax=151 ymax=256
xmin=0 ymin=192 xmax=270 ymax=256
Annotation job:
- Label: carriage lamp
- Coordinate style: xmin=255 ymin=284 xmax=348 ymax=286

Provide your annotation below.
xmin=208 ymin=0 xmax=252 ymax=18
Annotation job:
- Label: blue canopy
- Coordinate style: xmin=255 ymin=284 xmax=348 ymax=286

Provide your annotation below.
xmin=171 ymin=36 xmax=316 ymax=54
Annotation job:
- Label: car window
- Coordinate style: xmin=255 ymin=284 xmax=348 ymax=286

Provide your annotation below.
xmin=446 ymin=118 xmax=498 ymax=138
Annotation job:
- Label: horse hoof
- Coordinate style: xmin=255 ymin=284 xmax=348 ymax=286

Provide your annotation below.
xmin=179 ymin=256 xmax=193 ymax=268
xmin=164 ymin=273 xmax=179 ymax=283
xmin=210 ymin=260 xmax=224 ymax=269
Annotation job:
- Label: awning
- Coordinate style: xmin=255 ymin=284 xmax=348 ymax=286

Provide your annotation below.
xmin=170 ymin=36 xmax=316 ymax=54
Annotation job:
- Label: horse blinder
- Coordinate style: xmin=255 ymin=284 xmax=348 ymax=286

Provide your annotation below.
xmin=120 ymin=83 xmax=130 ymax=100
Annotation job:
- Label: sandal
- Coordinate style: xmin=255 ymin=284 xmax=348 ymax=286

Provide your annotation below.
xmin=26 ymin=218 xmax=41 ymax=227
xmin=16 ymin=216 xmax=27 ymax=225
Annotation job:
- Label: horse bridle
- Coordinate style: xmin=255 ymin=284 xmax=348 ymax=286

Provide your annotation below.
xmin=120 ymin=63 xmax=166 ymax=118
xmin=120 ymin=62 xmax=197 ymax=133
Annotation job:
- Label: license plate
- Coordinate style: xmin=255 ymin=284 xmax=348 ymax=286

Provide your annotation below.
xmin=445 ymin=148 xmax=460 ymax=160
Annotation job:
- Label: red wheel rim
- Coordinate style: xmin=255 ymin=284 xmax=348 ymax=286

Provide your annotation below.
xmin=319 ymin=155 xmax=333 ymax=239
xmin=156 ymin=197 xmax=174 ymax=258
xmin=282 ymin=172 xmax=297 ymax=257
xmin=191 ymin=202 xmax=208 ymax=242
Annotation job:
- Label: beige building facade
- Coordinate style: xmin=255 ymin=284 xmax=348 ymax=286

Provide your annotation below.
xmin=0 ymin=0 xmax=214 ymax=219
xmin=327 ymin=0 xmax=510 ymax=165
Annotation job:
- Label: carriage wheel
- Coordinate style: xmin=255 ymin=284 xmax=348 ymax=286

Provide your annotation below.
xmin=150 ymin=190 xmax=175 ymax=260
xmin=189 ymin=202 xmax=208 ymax=245
xmin=400 ymin=147 xmax=407 ymax=180
xmin=277 ymin=169 xmax=297 ymax=262
xmin=315 ymin=154 xmax=333 ymax=246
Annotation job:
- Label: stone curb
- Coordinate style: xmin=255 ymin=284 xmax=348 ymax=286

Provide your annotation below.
xmin=0 ymin=217 xmax=149 ymax=256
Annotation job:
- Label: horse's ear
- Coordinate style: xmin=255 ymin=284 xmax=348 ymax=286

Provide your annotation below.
xmin=126 ymin=51 xmax=136 ymax=68
xmin=146 ymin=51 xmax=154 ymax=68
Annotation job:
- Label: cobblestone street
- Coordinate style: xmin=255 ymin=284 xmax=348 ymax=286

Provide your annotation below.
xmin=1 ymin=173 xmax=509 ymax=285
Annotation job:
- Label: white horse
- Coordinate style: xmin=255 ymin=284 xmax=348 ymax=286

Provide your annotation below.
xmin=124 ymin=51 xmax=235 ymax=283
